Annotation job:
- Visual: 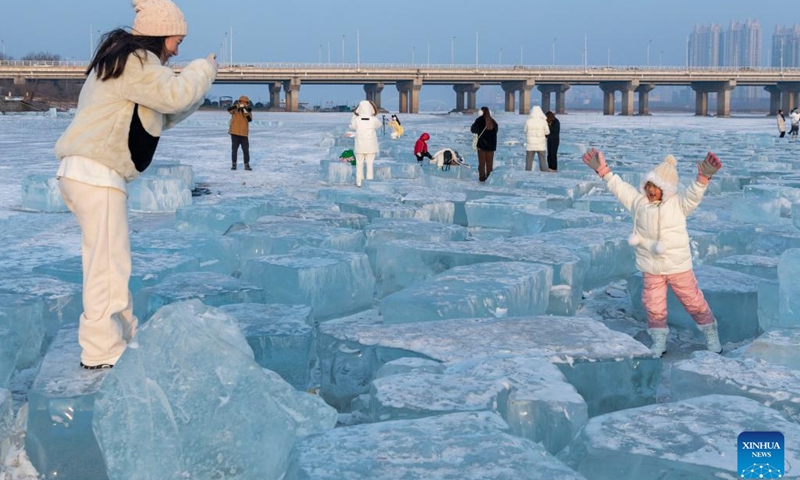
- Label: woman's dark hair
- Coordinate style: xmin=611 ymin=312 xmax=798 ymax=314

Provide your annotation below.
xmin=86 ymin=29 xmax=167 ymax=81
xmin=392 ymin=115 xmax=401 ymax=125
xmin=480 ymin=106 xmax=496 ymax=130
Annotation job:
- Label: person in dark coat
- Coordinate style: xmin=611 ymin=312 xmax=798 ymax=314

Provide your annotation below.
xmin=546 ymin=111 xmax=560 ymax=172
xmin=470 ymin=106 xmax=498 ymax=182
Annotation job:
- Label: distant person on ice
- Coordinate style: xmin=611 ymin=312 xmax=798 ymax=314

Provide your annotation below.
xmin=349 ymin=100 xmax=381 ymax=187
xmin=414 ymin=132 xmax=433 ymax=164
xmin=582 ymin=148 xmax=723 ymax=357
xmin=790 ymin=108 xmax=800 ymax=138
xmin=523 ymin=105 xmax=549 ymax=172
xmin=546 ymin=111 xmax=560 ymax=171
xmin=389 ymin=114 xmax=404 ymax=139
xmin=471 ymin=106 xmax=498 ymax=182
xmin=777 ymin=109 xmax=786 ymax=138
xmin=228 ymin=95 xmax=253 ymax=170
xmin=54 ymin=0 xmax=217 ymax=369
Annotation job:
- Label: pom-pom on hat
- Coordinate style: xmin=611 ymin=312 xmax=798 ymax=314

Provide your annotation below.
xmin=239 ymin=95 xmax=250 ymax=103
xmin=132 ymin=0 xmax=187 ymax=37
xmin=644 ymin=154 xmax=679 ymax=199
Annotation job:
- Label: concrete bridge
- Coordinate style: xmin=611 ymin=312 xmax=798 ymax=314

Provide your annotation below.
xmin=2 ymin=60 xmax=800 ymax=117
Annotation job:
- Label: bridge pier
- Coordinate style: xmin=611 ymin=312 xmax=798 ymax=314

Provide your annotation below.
xmin=13 ymin=76 xmax=25 ymax=86
xmin=453 ymin=83 xmax=480 ymax=113
xmin=268 ymin=82 xmax=282 ymax=111
xmin=599 ymin=81 xmax=639 ymax=116
xmin=282 ymin=78 xmax=301 ymax=112
xmin=364 ymin=83 xmax=384 ymax=111
xmin=397 ymin=78 xmax=422 ymax=113
xmin=636 ymin=84 xmax=655 ymax=115
xmin=765 ymin=86 xmax=781 ymax=116
xmin=501 ymin=80 xmax=534 ymax=114
xmin=778 ymin=82 xmax=800 ymax=113
xmin=691 ymin=81 xmax=736 ymax=117
xmin=537 ymin=84 xmax=570 ymax=114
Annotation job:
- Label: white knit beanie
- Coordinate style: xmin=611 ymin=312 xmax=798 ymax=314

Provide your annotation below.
xmin=644 ymin=154 xmax=679 ymax=199
xmin=132 ymin=0 xmax=187 ymax=37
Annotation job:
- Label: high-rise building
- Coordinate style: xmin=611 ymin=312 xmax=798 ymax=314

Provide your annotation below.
xmin=688 ymin=24 xmax=722 ymax=67
xmin=772 ymin=25 xmax=800 ymax=69
xmin=723 ymin=19 xmax=762 ymax=68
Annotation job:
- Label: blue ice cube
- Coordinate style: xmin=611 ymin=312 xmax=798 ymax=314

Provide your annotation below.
xmin=242 ymin=247 xmax=375 ymax=321
xmin=0 ymin=273 xmax=81 ymax=340
xmin=219 ymin=303 xmax=316 ymax=390
xmin=0 ymin=326 xmax=20 ymax=388
xmin=20 ymin=174 xmax=68 ymax=212
xmin=128 ymin=175 xmax=191 ymax=213
xmin=737 ymin=328 xmax=800 ymax=370
xmin=559 ymin=395 xmax=800 ymax=479
xmin=286 ymin=411 xmax=587 ymax=480
xmin=671 ymin=351 xmax=800 ymax=422
xmin=319 ymin=159 xmax=355 ymax=184
xmin=0 ymin=292 xmax=44 ymax=369
xmin=380 ymin=262 xmax=552 ymax=324
xmin=92 ymin=300 xmax=336 ymax=480
xmin=135 ymin=271 xmax=264 ymax=321
xmin=25 ymin=324 xmax=111 ymax=480
xmin=465 ymin=195 xmax=553 ymax=229
xmin=175 ymin=198 xmax=268 ymax=234
xmin=131 ymin=228 xmax=239 ymax=275
xmin=779 ymin=248 xmax=800 ymax=326
xmin=150 ymin=162 xmax=194 ymax=190
xmin=369 ymin=356 xmax=588 ymax=455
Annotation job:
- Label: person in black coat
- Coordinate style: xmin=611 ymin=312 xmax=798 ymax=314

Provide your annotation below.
xmin=470 ymin=106 xmax=499 ymax=182
xmin=545 ymin=111 xmax=560 ymax=172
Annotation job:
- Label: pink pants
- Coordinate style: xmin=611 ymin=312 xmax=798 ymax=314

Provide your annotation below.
xmin=642 ymin=269 xmax=714 ymax=329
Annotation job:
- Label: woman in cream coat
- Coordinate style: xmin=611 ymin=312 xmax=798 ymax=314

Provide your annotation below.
xmin=54 ymin=0 xmax=217 ymax=369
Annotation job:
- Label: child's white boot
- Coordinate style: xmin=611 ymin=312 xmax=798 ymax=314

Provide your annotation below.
xmin=648 ymin=328 xmax=668 ymax=357
xmin=698 ymin=321 xmax=722 ymax=354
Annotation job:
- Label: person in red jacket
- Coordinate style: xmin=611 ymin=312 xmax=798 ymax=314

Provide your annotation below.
xmin=414 ymin=132 xmax=433 ymax=164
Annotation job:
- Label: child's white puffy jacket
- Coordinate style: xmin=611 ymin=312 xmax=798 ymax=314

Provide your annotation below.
xmin=349 ymin=100 xmax=381 ymax=154
xmin=602 ymin=172 xmax=708 ymax=275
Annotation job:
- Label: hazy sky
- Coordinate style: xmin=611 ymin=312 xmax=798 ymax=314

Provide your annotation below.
xmin=0 ymin=1 xmax=790 ymax=105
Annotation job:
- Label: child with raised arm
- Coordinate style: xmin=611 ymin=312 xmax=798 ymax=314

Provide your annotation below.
xmin=582 ymin=148 xmax=723 ymax=357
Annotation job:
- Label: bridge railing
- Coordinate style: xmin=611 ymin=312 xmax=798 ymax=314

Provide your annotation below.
xmin=1 ymin=59 xmax=799 ymax=74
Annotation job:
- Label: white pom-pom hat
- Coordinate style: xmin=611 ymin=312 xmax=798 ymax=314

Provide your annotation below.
xmin=132 ymin=0 xmax=187 ymax=37
xmin=642 ymin=154 xmax=679 ymax=199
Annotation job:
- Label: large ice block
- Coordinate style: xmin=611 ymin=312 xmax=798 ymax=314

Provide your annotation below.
xmin=224 ymin=216 xmax=365 ymax=268
xmin=465 ymin=195 xmax=552 ymax=229
xmin=134 ymin=271 xmax=264 ymax=321
xmin=670 ymin=351 xmax=800 ymax=422
xmin=572 ymin=195 xmax=630 ymax=216
xmin=0 ymin=326 xmax=20 ymax=388
xmin=369 ymin=355 xmax=587 ymax=455
xmin=25 ymin=324 xmax=111 ymax=480
xmin=0 ymin=292 xmax=44 ymax=369
xmin=219 ymin=303 xmax=316 ymax=390
xmin=380 ymin=261 xmax=552 ymax=324
xmin=0 ymin=273 xmax=82 ymax=340
xmin=130 ymin=228 xmax=239 ymax=275
xmin=285 ymin=411 xmax=587 ymax=480
xmin=150 ymin=162 xmax=194 ymax=190
xmin=242 ymin=247 xmax=376 ymax=320
xmin=736 ymin=327 xmax=800 ymax=370
xmin=92 ymin=301 xmax=336 ymax=480
xmin=20 ymin=174 xmax=68 ymax=212
xmin=319 ymin=315 xmax=659 ymax=416
xmin=338 ymin=200 xmax=432 ymax=222
xmin=731 ymin=190 xmax=783 ymax=224
xmin=127 ymin=175 xmax=191 ymax=213
xmin=371 ymin=238 xmax=586 ymax=312
xmin=277 ymin=210 xmax=369 ymax=230
xmin=175 ymin=198 xmax=268 ymax=234
xmin=779 ymin=248 xmax=800 ymax=326
xmin=33 ymin=251 xmax=200 ymax=294
xmin=486 ymin=171 xmax=601 ymax=199
xmin=628 ymin=265 xmax=761 ymax=344
xmin=364 ymin=218 xmax=468 ymax=249
xmin=558 ymin=395 xmax=800 ymax=479
xmin=512 ymin=209 xmax=613 ymax=236
xmin=318 ymin=158 xmax=355 ymax=184
xmin=713 ymin=254 xmax=778 ymax=280
xmin=0 ymin=388 xmax=14 ymax=470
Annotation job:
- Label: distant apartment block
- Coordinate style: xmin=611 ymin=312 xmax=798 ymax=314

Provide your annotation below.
xmin=688 ymin=24 xmax=722 ymax=67
xmin=772 ymin=24 xmax=800 ymax=68
xmin=724 ymin=19 xmax=761 ymax=68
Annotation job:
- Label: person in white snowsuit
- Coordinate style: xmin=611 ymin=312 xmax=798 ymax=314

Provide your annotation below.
xmin=524 ymin=106 xmax=550 ymax=172
xmin=348 ymin=100 xmax=381 ymax=187
xmin=582 ymin=148 xmax=724 ymax=357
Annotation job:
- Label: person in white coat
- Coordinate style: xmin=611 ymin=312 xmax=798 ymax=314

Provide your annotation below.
xmin=790 ymin=109 xmax=800 ymax=138
xmin=348 ymin=100 xmax=381 ymax=187
xmin=54 ymin=0 xmax=217 ymax=369
xmin=582 ymin=148 xmax=724 ymax=357
xmin=524 ymin=106 xmax=550 ymax=171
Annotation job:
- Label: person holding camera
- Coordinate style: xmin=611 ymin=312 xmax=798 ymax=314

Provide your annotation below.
xmin=228 ymin=95 xmax=253 ymax=170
